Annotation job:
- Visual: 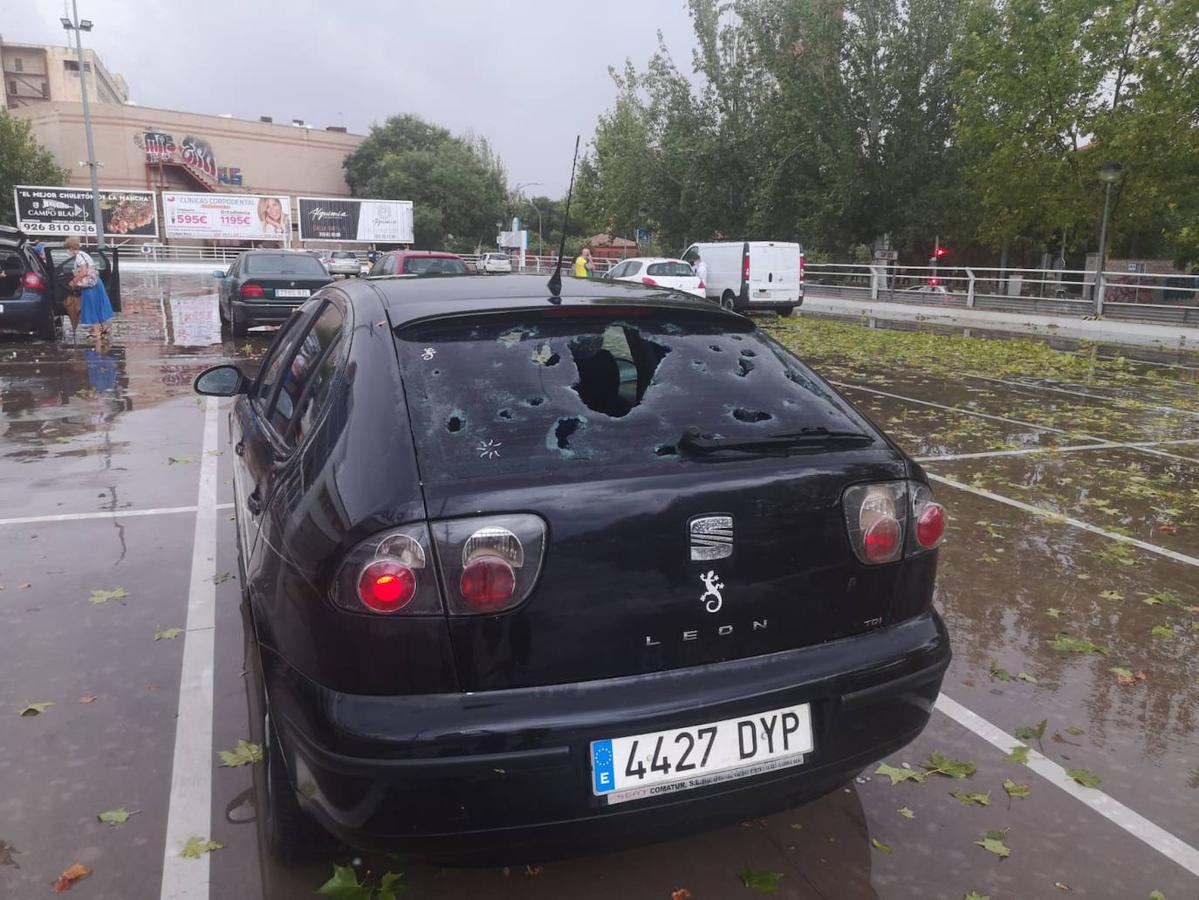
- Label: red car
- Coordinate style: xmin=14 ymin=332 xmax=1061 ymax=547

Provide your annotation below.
xmin=366 ymin=250 xmax=471 ymax=277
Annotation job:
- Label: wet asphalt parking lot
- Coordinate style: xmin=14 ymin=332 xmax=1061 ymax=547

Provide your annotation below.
xmin=1 ymin=270 xmax=1197 ymax=899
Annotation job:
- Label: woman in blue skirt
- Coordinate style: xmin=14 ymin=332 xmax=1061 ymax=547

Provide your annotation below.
xmin=64 ymin=236 xmax=114 ymax=343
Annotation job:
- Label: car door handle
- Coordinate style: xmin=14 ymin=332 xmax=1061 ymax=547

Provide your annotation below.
xmin=246 ymin=487 xmax=264 ymax=515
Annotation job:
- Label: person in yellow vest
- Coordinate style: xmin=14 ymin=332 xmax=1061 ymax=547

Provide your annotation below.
xmin=573 ymin=247 xmax=592 ymax=278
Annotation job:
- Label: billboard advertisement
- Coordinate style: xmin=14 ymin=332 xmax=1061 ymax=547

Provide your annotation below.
xmin=14 ymin=185 xmax=158 ymax=238
xmin=161 ymin=192 xmax=291 ymax=240
xmin=297 ymin=196 xmax=413 ymax=243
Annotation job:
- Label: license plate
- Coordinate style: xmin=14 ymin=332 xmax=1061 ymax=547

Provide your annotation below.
xmin=275 ymin=289 xmax=310 ymax=298
xmin=591 ymin=703 xmax=812 ymax=805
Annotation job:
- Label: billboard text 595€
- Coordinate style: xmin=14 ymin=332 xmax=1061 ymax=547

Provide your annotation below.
xmin=162 ymin=192 xmax=290 ymax=240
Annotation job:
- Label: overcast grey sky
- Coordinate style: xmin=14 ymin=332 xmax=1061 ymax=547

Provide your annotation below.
xmin=14 ymin=0 xmax=700 ymax=195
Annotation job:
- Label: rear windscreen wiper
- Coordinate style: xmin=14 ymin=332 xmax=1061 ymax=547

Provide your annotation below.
xmin=678 ymin=426 xmax=874 ymax=457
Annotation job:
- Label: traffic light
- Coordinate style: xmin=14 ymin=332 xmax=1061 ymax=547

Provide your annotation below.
xmin=933 ymin=245 xmax=948 ymax=259
xmin=928 ymin=277 xmax=942 ymax=287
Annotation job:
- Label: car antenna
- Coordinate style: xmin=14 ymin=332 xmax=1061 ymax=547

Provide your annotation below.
xmin=546 ymin=135 xmax=581 ymax=304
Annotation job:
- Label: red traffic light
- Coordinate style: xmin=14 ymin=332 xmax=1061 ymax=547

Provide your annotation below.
xmin=933 ymin=246 xmax=948 ymax=258
xmin=928 ymin=277 xmax=942 ymax=287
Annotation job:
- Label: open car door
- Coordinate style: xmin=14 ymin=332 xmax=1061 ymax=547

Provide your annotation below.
xmin=45 ymin=245 xmax=121 ymax=313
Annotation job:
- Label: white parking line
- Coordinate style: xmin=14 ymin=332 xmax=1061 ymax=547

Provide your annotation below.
xmin=967 ymin=372 xmax=1199 ymax=419
xmin=0 ymin=503 xmax=232 ymax=527
xmin=159 ymin=398 xmax=220 ymax=900
xmin=916 ymin=437 xmax=1199 ymax=463
xmin=927 ymin=473 xmax=1199 ymax=568
xmin=936 ymin=694 xmax=1199 ymax=877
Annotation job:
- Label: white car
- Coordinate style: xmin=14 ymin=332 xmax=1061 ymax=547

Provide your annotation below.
xmin=477 ymin=252 xmax=512 ymax=274
xmin=682 ymin=241 xmax=803 ymax=315
xmin=604 ymin=257 xmax=704 ymax=297
xmin=902 ymin=283 xmax=955 ymax=301
xmin=324 ymin=250 xmax=361 ymax=277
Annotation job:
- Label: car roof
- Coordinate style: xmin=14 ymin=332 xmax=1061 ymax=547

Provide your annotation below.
xmin=621 ymin=257 xmax=690 ymax=265
xmin=366 ymin=273 xmax=738 ymax=329
xmin=387 ymin=250 xmax=464 ymax=259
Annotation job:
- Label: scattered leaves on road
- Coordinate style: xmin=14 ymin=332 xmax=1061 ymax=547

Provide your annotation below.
xmin=871 ymin=837 xmax=893 ymax=854
xmin=964 ymin=893 xmax=991 ymax=900
xmin=875 ymin=762 xmax=926 ymax=785
xmin=1099 ymin=590 xmax=1124 ymax=601
xmin=1148 ymin=891 xmax=1164 ymax=900
xmin=1065 ymin=725 xmax=1085 ymax=736
xmin=739 ymin=865 xmax=784 ymax=893
xmin=1016 ymin=672 xmax=1039 ymax=683
xmin=1066 ymin=768 xmax=1101 ymax=788
xmin=317 ymin=864 xmax=372 ymax=899
xmin=51 ymin=862 xmax=92 ymax=893
xmin=1007 ymin=745 xmax=1030 ymax=764
xmin=1047 ymin=607 xmax=1063 ymax=618
xmin=211 ymin=572 xmax=233 ymax=585
xmin=1048 ymin=635 xmax=1109 ymax=655
xmin=79 ymin=694 xmax=97 ymax=704
xmin=1002 ymin=779 xmax=1030 ymax=799
xmin=167 ymin=456 xmax=196 ymax=465
xmin=950 ymin=790 xmax=991 ymax=806
xmin=974 ymin=828 xmax=1012 ymax=859
xmin=376 ymin=871 xmax=406 ymax=900
xmin=1143 ymin=591 xmax=1184 ymax=608
xmin=1150 ymin=624 xmax=1175 ymax=638
xmin=897 ymin=806 xmax=915 ymax=819
xmin=154 ymin=628 xmax=183 ymax=641
xmin=671 ymin=890 xmax=693 ymax=900
xmin=218 ymin=739 xmax=263 ymax=767
xmin=921 ymin=752 xmax=976 ymax=779
xmin=19 ymin=701 xmax=53 ymax=717
xmin=97 ymin=807 xmax=138 ymax=826
xmin=1111 ymin=666 xmax=1147 ymax=686
xmin=180 ymin=836 xmax=223 ymax=859
xmin=89 ymin=587 xmax=128 ymax=605
xmin=1014 ymin=719 xmax=1047 ymax=745
xmin=988 ymin=659 xmax=1012 ymax=681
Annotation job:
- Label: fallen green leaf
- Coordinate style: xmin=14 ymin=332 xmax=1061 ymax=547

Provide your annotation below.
xmin=1065 ymin=725 xmax=1085 ymax=736
xmin=1008 ymin=745 xmax=1030 ymax=764
xmin=1016 ymin=672 xmax=1039 ymax=684
xmin=1150 ymin=624 xmax=1175 ymax=638
xmin=211 ymin=572 xmax=233 ymax=585
xmin=217 ymin=739 xmax=263 ymax=767
xmin=167 ymin=456 xmax=196 ymax=465
xmin=89 ymin=587 xmax=128 ymax=605
xmin=974 ymin=835 xmax=1011 ymax=859
xmin=1099 ymin=590 xmax=1124 ymax=601
xmin=20 ymin=701 xmax=53 ymax=717
xmin=1047 ymin=607 xmax=1063 ymax=618
xmin=180 ymin=836 xmax=223 ymax=859
xmin=964 ymin=893 xmax=991 ymax=900
xmin=317 ymin=864 xmax=373 ymax=900
xmin=154 ymin=628 xmax=183 ymax=641
xmin=875 ymin=762 xmax=926 ymax=785
xmin=897 ymin=806 xmax=914 ymax=819
xmin=921 ymin=751 xmax=976 ymax=779
xmin=1066 ymin=767 xmax=1101 ymax=788
xmin=377 ymin=870 xmax=407 ymax=900
xmin=950 ymin=790 xmax=991 ymax=806
xmin=1148 ymin=891 xmax=1165 ymax=900
xmin=1014 ymin=719 xmax=1047 ymax=743
xmin=871 ymin=837 xmax=892 ymax=854
xmin=1002 ymin=779 xmax=1030 ymax=799
xmin=1143 ymin=591 xmax=1184 ymax=608
xmin=739 ymin=864 xmax=784 ymax=893
xmin=1049 ymin=635 xmax=1109 ymax=655
xmin=97 ymin=807 xmax=138 ymax=826
xmin=988 ymin=659 xmax=1012 ymax=681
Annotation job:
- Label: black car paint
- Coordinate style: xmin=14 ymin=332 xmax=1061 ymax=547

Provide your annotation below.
xmin=211 ymin=274 xmax=949 ymax=854
xmin=216 ymin=251 xmax=334 ymax=334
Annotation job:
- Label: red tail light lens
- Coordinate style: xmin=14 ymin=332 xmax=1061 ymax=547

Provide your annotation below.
xmin=23 ymin=272 xmax=46 ymax=291
xmin=863 ymin=516 xmax=902 ymax=563
xmin=916 ymin=503 xmax=945 ymax=548
xmin=460 ymin=557 xmax=516 ymax=611
xmin=239 ymin=282 xmax=265 ymax=299
xmin=698 ymin=280 xmax=706 ymax=289
xmin=742 ymin=253 xmax=750 ymax=284
xmin=641 ymin=276 xmax=658 ymax=286
xmin=357 ymin=560 xmax=416 ymax=613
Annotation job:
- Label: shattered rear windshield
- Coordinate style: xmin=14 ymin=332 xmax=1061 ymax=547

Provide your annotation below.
xmin=395 ymin=310 xmax=874 ymax=483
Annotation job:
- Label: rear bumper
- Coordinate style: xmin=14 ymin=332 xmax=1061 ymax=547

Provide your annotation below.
xmin=265 ymin=610 xmax=949 ymax=858
xmin=737 ymin=286 xmax=803 ymax=311
xmin=231 ymin=299 xmax=304 ymax=324
xmin=0 ymin=294 xmax=50 ymax=332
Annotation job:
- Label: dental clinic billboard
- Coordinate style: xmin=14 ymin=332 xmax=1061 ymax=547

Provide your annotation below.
xmin=297 ymin=196 xmax=413 ymax=244
xmin=162 ymin=192 xmax=291 ymax=240
xmin=14 ymin=185 xmax=158 ymax=238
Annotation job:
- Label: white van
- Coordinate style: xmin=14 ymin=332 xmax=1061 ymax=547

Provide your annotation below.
xmin=682 ymin=241 xmax=804 ymax=316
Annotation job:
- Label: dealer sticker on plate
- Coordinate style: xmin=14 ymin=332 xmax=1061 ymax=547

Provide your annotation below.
xmin=590 ymin=702 xmax=812 ymax=805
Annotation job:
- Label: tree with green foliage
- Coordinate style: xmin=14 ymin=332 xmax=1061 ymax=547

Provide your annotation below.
xmin=0 ymin=110 xmax=66 ymax=226
xmin=343 ymin=115 xmax=508 ymax=251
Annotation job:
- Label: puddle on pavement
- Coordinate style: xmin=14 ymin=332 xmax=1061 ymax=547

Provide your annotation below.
xmin=929 ymin=447 xmax=1199 ymax=555
xmin=931 ymin=481 xmax=1199 ymax=839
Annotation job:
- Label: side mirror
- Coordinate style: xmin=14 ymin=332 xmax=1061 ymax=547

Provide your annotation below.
xmin=194 ymin=364 xmax=249 ymax=397
xmin=211 ymin=269 xmax=227 ymax=279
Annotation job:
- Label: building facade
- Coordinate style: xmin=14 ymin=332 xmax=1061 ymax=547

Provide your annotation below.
xmin=1 ymin=41 xmax=128 ymax=108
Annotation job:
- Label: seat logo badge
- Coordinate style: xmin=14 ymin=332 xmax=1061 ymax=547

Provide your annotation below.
xmin=689 ymin=514 xmax=733 ymax=561
xmin=422 ymin=347 xmax=436 ymax=360
xmin=699 ymin=570 xmax=725 ymax=613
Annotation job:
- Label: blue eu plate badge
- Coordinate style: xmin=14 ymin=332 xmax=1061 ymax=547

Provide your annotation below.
xmin=591 ymin=740 xmax=615 ymax=794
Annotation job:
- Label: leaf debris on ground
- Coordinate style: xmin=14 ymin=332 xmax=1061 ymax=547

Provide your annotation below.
xmin=154 ymin=627 xmax=183 ymax=641
xmin=89 ymin=587 xmax=128 ymax=605
xmin=974 ymin=828 xmax=1012 ymax=859
xmin=871 ymin=837 xmax=893 ymax=853
xmin=218 ymin=739 xmax=263 ymax=767
xmin=739 ymin=864 xmax=785 ymax=893
xmin=97 ymin=807 xmax=139 ymax=826
xmin=1048 ymin=635 xmax=1109 ymax=655
xmin=897 ymin=806 xmax=915 ymax=818
xmin=875 ymin=762 xmax=927 ymax=785
xmin=20 ymin=701 xmax=53 ymax=717
xmin=1002 ymin=779 xmax=1030 ymax=799
xmin=180 ymin=836 xmax=223 ymax=859
xmin=950 ymin=790 xmax=991 ymax=806
xmin=920 ymin=751 xmax=977 ymax=779
xmin=1066 ymin=767 xmax=1102 ymax=788
xmin=51 ymin=862 xmax=92 ymax=893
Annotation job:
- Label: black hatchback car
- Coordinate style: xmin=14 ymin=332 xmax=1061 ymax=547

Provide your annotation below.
xmin=214 ymin=250 xmax=334 ymax=336
xmin=194 ymin=274 xmax=950 ymax=861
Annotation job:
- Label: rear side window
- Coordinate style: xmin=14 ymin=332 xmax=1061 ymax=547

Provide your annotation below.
xmin=244 ymin=254 xmax=327 ymax=277
xmin=396 ymin=311 xmax=872 ymax=484
xmin=271 ymin=304 xmax=345 ymax=439
xmin=402 ymin=257 xmax=468 ymax=275
xmin=647 ymin=262 xmax=695 ymax=277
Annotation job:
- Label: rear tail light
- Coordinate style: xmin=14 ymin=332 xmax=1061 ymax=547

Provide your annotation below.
xmin=843 ymin=481 xmax=945 ymax=565
xmin=698 ymin=280 xmax=706 ymax=290
xmin=928 ymin=277 xmax=941 ymax=287
xmin=799 ymin=253 xmax=805 ymax=283
xmin=239 ymin=282 xmax=265 ymax=299
xmin=641 ymin=276 xmax=658 ymax=286
xmin=742 ymin=253 xmax=750 ymax=285
xmin=432 ymin=514 xmax=547 ymax=615
xmin=332 ymin=527 xmax=441 ymax=616
xmin=23 ymin=272 xmax=45 ymax=291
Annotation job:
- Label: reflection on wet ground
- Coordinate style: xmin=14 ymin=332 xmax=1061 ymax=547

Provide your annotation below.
xmin=1 ymin=279 xmax=1197 ymax=898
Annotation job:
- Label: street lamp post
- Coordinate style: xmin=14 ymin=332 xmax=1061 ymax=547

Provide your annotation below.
xmin=513 ymin=181 xmax=543 ymax=269
xmin=1095 ymin=160 xmax=1123 ymax=315
xmin=62 ymin=1 xmax=105 ymax=249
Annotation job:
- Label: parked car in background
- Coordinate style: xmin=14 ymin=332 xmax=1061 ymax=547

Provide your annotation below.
xmin=324 ymin=250 xmax=361 ymax=277
xmin=902 ymin=284 xmax=955 ymax=301
xmin=192 ymin=273 xmax=949 ymax=861
xmin=214 ymin=250 xmax=334 ymax=336
xmin=368 ymin=250 xmax=471 ymax=277
xmin=682 ymin=241 xmax=804 ymax=316
xmin=0 ymin=226 xmax=122 ymax=341
xmin=605 ymin=257 xmax=705 ymax=298
xmin=476 ymin=252 xmax=513 ymax=274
